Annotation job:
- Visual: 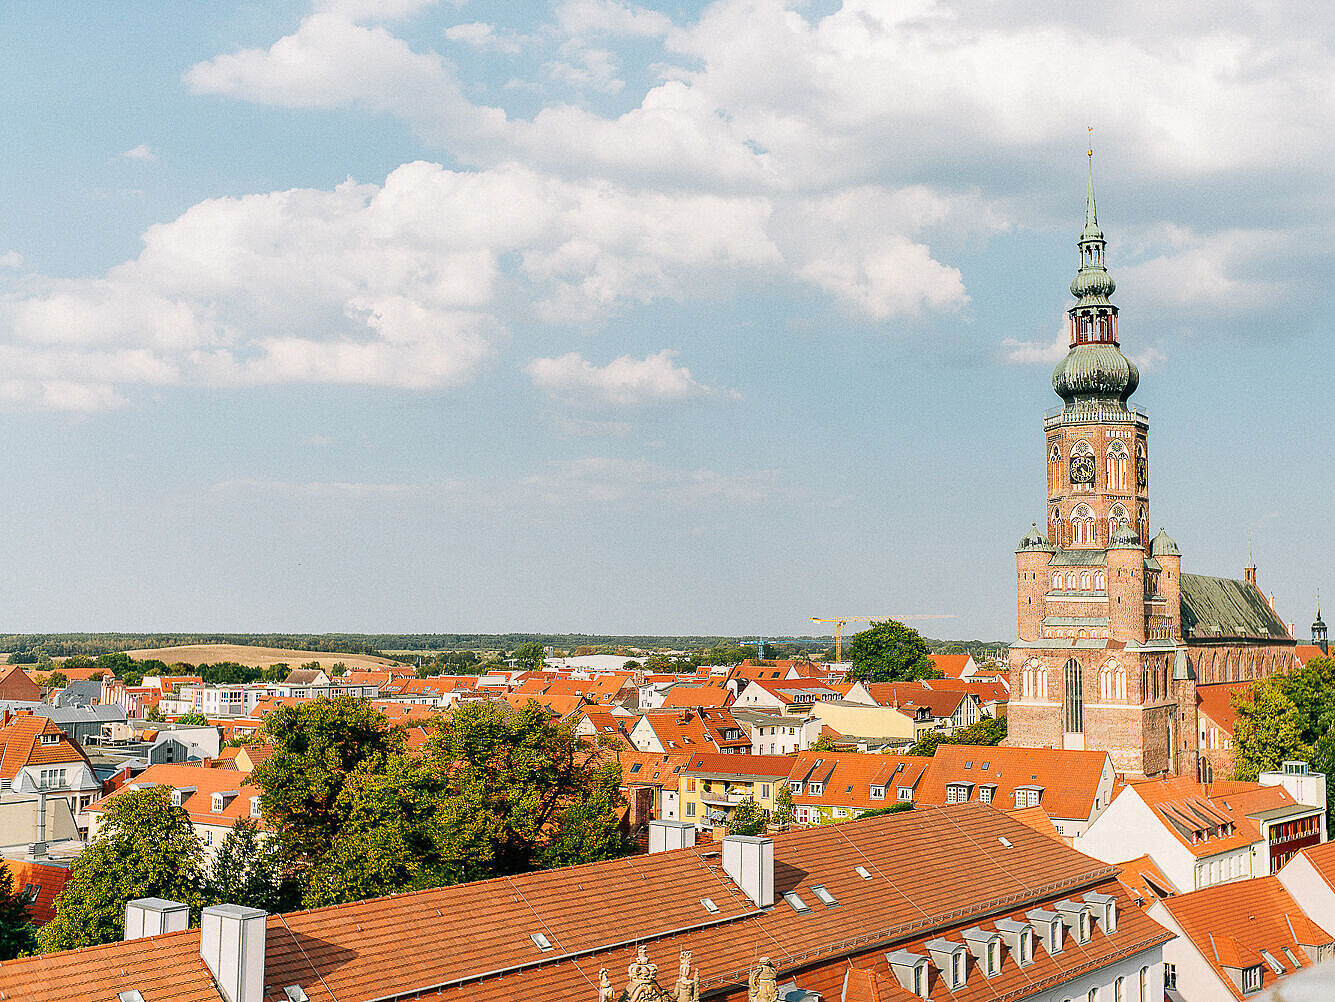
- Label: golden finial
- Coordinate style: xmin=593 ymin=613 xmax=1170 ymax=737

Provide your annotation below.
xmin=1087 ymin=125 xmax=1094 ymax=159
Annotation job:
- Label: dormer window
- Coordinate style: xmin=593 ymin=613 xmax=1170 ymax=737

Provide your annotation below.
xmin=38 ymin=733 xmax=59 ymax=745
xmin=1078 ymin=911 xmax=1089 ymax=942
xmin=807 ymin=783 xmax=823 ymax=796
xmin=211 ymin=790 xmax=238 ymax=814
xmin=951 ymin=952 xmax=964 ymax=989
xmin=987 ymin=940 xmax=999 ymax=975
xmin=249 ymin=796 xmax=261 ymax=818
xmin=789 ymin=781 xmax=803 ymax=794
xmin=978 ymin=785 xmax=995 ymax=805
xmin=1020 ymin=929 xmax=1033 ymax=965
xmin=1241 ymin=964 xmax=1263 ymax=994
xmin=946 ymin=782 xmax=972 ymax=803
xmin=870 ymin=785 xmax=886 ymax=800
xmin=912 ymin=963 xmax=928 ymax=998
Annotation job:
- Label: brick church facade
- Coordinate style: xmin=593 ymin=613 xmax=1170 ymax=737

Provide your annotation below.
xmin=1006 ymin=155 xmax=1294 ymax=780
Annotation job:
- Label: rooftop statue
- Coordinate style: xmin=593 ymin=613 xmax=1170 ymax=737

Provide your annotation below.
xmin=748 ymin=957 xmax=779 ymax=1002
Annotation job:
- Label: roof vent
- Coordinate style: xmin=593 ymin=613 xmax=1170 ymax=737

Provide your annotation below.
xmin=998 ymin=836 xmax=1013 ymax=848
xmin=118 ymin=993 xmax=146 ymax=1002
xmin=283 ymin=989 xmax=309 ymax=1002
xmin=531 ymin=932 xmax=554 ymax=952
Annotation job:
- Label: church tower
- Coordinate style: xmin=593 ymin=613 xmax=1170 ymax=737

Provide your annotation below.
xmin=1314 ymin=596 xmax=1328 ymax=655
xmin=1008 ymin=151 xmax=1192 ymax=778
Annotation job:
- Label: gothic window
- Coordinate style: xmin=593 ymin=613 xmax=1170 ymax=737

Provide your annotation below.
xmin=1039 ymin=666 xmax=1049 ymax=701
xmin=1141 ymin=664 xmax=1149 ymax=703
xmin=1080 ymin=571 xmax=1091 ymax=591
xmin=1106 ymin=441 xmax=1129 ymax=491
xmin=1071 ymin=504 xmax=1095 ymax=544
xmin=1070 ymin=441 xmax=1095 ymax=488
xmin=1052 ymin=572 xmax=1061 ymax=591
xmin=1066 ymin=572 xmax=1076 ymax=590
xmin=1135 ymin=442 xmax=1148 ymax=493
xmin=1063 ymin=659 xmax=1084 ymax=733
xmin=1095 ymin=571 xmax=1106 ymax=590
xmin=1108 ymin=503 xmax=1129 ymax=537
xmin=1117 ymin=664 xmax=1127 ymax=700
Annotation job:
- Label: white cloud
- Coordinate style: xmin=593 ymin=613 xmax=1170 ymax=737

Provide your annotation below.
xmin=527 ymin=349 xmax=714 ymax=405
xmin=0 ymin=252 xmax=21 ymax=269
xmin=554 ymin=0 xmax=674 ymax=39
xmin=1118 ymin=227 xmax=1293 ymax=313
xmin=1001 ymin=327 xmax=1068 ymax=365
xmin=120 ymin=144 xmax=157 ymax=162
xmin=311 ymin=0 xmax=443 ymax=22
xmin=520 ymin=456 xmax=784 ymax=507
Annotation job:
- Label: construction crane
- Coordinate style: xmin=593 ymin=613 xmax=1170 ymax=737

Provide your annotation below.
xmin=809 ymin=615 xmax=957 ymax=663
xmin=740 ymin=638 xmax=768 ymax=661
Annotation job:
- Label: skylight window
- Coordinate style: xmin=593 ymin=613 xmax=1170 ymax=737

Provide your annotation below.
xmin=782 ymin=891 xmax=810 ymax=913
xmin=811 ymin=885 xmax=838 ymax=907
xmin=1260 ymin=950 xmax=1285 ymax=975
xmin=998 ymin=836 xmax=1013 ymax=848
xmin=701 ymin=897 xmax=719 ymax=914
xmin=118 ymin=993 xmax=146 ymax=1002
xmin=283 ymin=988 xmax=310 ymax=1002
xmin=531 ymin=932 xmax=554 ymax=952
xmin=964 ymin=761 xmax=973 ymax=769
xmin=855 ymin=865 xmax=872 ymax=880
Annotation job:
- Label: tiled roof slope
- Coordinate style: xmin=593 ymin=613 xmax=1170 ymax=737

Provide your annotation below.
xmin=917 ymin=745 xmax=1109 ymax=821
xmin=0 ymin=804 xmax=1165 ymax=1002
xmin=0 ymin=714 xmax=91 ymax=779
xmin=1157 ymin=876 xmax=1331 ymax=1000
xmin=1180 ymin=573 xmax=1292 ymax=642
xmin=1127 ymin=776 xmax=1298 ymax=858
xmin=683 ymin=752 xmax=794 ymax=778
xmin=1115 ymin=854 xmax=1178 ymax=903
xmin=1196 ymin=681 xmax=1252 ymax=734
xmin=660 ymin=684 xmax=732 ymax=708
xmin=787 ymin=751 xmax=929 ymax=810
xmin=87 ymin=763 xmax=267 ymax=830
xmin=5 ymin=858 xmax=67 ymax=924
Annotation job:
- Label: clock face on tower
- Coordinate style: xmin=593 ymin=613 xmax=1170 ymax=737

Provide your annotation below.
xmin=1071 ymin=455 xmax=1095 ymax=485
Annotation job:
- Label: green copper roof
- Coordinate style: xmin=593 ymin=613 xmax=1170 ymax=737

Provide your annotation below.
xmin=1052 ymin=343 xmax=1139 ymax=404
xmin=1049 ymin=549 xmax=1108 ymax=567
xmin=1180 ymin=573 xmax=1292 ymax=642
xmin=1043 ymin=616 xmax=1109 ymax=627
xmin=1108 ymin=524 xmax=1142 ymax=549
xmin=1150 ymin=528 xmax=1181 ymax=557
xmin=1016 ymin=522 xmax=1055 ymax=553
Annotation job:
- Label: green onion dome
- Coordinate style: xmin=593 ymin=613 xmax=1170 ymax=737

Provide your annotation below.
xmin=1150 ymin=528 xmax=1180 ymax=557
xmin=1016 ymin=523 xmax=1055 ymax=553
xmin=1051 ymin=343 xmax=1139 ymax=404
xmin=1108 ymin=524 xmax=1143 ymax=549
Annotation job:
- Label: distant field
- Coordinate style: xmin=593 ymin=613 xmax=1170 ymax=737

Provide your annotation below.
xmin=123 ymin=644 xmax=404 ymax=670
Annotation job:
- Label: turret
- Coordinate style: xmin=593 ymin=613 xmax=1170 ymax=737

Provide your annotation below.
xmin=1015 ymin=524 xmax=1055 ymax=643
xmin=1314 ymin=594 xmax=1328 ymax=656
xmin=1150 ymin=529 xmax=1182 ymax=642
xmin=1106 ymin=525 xmax=1146 ymax=644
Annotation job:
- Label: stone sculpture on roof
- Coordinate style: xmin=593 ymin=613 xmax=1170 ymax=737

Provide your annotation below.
xmin=747 ymin=957 xmax=778 ymax=1002
xmin=600 ymin=946 xmax=700 ymax=1002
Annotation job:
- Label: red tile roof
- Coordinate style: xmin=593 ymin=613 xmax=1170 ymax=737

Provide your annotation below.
xmin=615 ymin=750 xmax=690 ymax=789
xmin=1126 ymin=776 xmax=1300 ymax=859
xmin=1196 ymin=681 xmax=1253 ymax=734
xmin=0 ymin=713 xmax=91 ymax=778
xmin=787 ymin=751 xmax=928 ymax=811
xmin=638 ymin=707 xmax=750 ymax=753
xmin=0 ymin=804 xmax=1168 ymax=1002
xmin=858 ymin=683 xmax=969 ymax=717
xmin=660 ymin=684 xmax=732 ymax=709
xmin=1295 ymin=645 xmax=1330 ymax=667
xmin=682 ymin=752 xmax=795 ymax=779
xmin=916 ymin=744 xmax=1110 ymax=822
xmin=4 ymin=858 xmax=67 ymax=924
xmin=1115 ymin=853 xmax=1178 ymax=904
xmin=926 ymin=653 xmax=974 ymax=678
xmin=87 ymin=763 xmax=268 ymax=831
xmin=1157 ymin=876 xmax=1331 ymax=999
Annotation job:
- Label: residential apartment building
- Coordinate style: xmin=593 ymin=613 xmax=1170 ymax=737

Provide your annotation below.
xmin=912 ymin=745 xmax=1116 ymax=840
xmin=0 ymin=711 xmax=103 ymax=824
xmin=1076 ymin=774 xmax=1326 ymax=891
xmin=628 ymin=707 xmax=750 ymax=755
xmin=730 ymin=709 xmax=820 ymax=755
xmin=677 ymin=753 xmax=793 ymax=828
xmin=784 ymin=751 xmax=930 ymax=824
xmin=87 ymin=763 xmax=268 ymax=859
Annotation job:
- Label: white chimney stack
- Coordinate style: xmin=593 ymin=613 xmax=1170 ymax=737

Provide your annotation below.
xmin=125 ymin=898 xmax=190 ymax=940
xmin=648 ymin=819 xmax=698 ymax=853
xmin=200 ymin=904 xmax=267 ymax=1002
xmin=721 ymin=834 xmax=774 ymax=907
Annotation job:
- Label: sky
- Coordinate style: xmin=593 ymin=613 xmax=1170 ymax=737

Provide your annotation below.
xmin=0 ymin=0 xmax=1331 ymax=639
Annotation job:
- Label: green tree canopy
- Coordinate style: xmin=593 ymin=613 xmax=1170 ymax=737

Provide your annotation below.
xmin=45 ymin=671 xmax=68 ymax=689
xmin=812 ymin=733 xmax=838 ymax=752
xmin=771 ymin=785 xmax=795 ymax=829
xmin=250 ymin=696 xmax=404 ymax=867
xmin=208 ymin=818 xmax=300 ymax=913
xmin=1232 ymin=681 xmax=1309 ymax=782
xmin=39 ymin=786 xmax=206 ymax=952
xmin=0 ymin=862 xmax=37 ymax=960
xmin=907 ymin=715 xmax=1006 ymax=757
xmin=725 ymin=795 xmax=766 ymax=837
xmin=843 ymin=621 xmax=942 ymax=683
xmin=175 ymin=712 xmax=209 ymax=726
xmin=513 ymin=642 xmax=546 ymax=671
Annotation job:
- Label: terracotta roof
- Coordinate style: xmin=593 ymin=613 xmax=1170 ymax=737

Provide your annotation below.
xmin=1115 ymin=854 xmax=1178 ymax=904
xmin=660 ymin=684 xmax=732 ymax=709
xmin=1286 ymin=839 xmax=1335 ymax=892
xmin=500 ymin=693 xmax=585 ymax=719
xmin=637 ymin=708 xmax=750 ymax=753
xmin=1158 ymin=876 xmax=1331 ymax=999
xmin=0 ymin=713 xmax=92 ymax=778
xmin=682 ymin=752 xmax=794 ymax=779
xmin=0 ymin=666 xmax=41 ymax=700
xmin=577 ymin=709 xmax=632 ymax=739
xmin=1196 ymin=681 xmax=1253 ymax=734
xmin=916 ymin=744 xmax=1110 ymax=822
xmin=1125 ymin=776 xmax=1301 ymax=859
xmin=926 ymin=653 xmax=973 ymax=678
xmin=0 ymin=804 xmax=1169 ymax=1002
xmin=616 ymin=750 xmax=690 ymax=788
xmin=1005 ymin=805 xmax=1062 ymax=841
xmin=5 ymin=858 xmax=67 ymax=924
xmin=859 ymin=683 xmax=970 ymax=717
xmin=787 ymin=751 xmax=928 ymax=811
xmin=923 ymin=678 xmax=1010 ymax=702
xmin=87 ymin=763 xmax=268 ymax=831
xmin=1295 ymin=645 xmax=1331 ymax=666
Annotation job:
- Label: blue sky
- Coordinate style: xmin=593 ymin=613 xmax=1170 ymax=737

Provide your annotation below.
xmin=0 ymin=0 xmax=1330 ymax=639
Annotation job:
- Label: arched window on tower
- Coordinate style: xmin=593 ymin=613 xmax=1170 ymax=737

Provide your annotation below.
xmin=1117 ymin=663 xmax=1127 ymax=700
xmin=1080 ymin=571 xmax=1091 ymax=591
xmin=1022 ymin=662 xmax=1036 ymax=700
xmin=1071 ymin=504 xmax=1095 ymax=544
xmin=1052 ymin=571 xmax=1062 ymax=591
xmin=1135 ymin=442 xmax=1147 ymax=494
xmin=1141 ymin=663 xmax=1150 ymax=704
xmin=1107 ymin=440 xmax=1129 ymax=492
xmin=1108 ymin=503 xmax=1129 ymax=539
xmin=1099 ymin=660 xmax=1114 ymax=701
xmin=1095 ymin=571 xmax=1106 ymax=591
xmin=1063 ymin=659 xmax=1083 ymax=733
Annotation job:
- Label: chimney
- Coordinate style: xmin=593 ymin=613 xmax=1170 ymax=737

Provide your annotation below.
xmin=721 ymin=834 xmax=774 ymax=908
xmin=125 ymin=898 xmax=190 ymax=940
xmin=648 ymin=819 xmax=698 ymax=853
xmin=200 ymin=905 xmax=267 ymax=1002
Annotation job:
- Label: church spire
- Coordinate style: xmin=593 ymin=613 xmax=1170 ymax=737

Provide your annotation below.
xmin=1082 ymin=137 xmax=1102 ymax=241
